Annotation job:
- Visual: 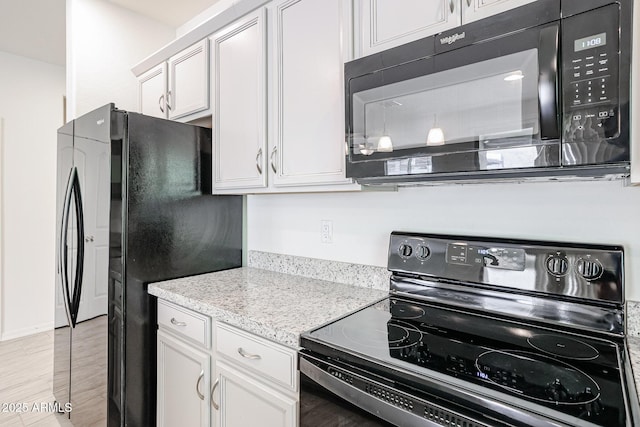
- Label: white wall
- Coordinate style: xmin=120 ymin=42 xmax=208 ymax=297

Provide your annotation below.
xmin=247 ymin=180 xmax=640 ymax=300
xmin=66 ymin=0 xmax=175 ymax=119
xmin=175 ymin=0 xmax=234 ymax=37
xmin=0 ymin=51 xmax=65 ymax=340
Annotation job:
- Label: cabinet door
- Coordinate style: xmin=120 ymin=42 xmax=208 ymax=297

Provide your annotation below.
xmin=358 ymin=0 xmax=461 ymax=57
xmin=213 ymin=361 xmax=297 ymax=427
xmin=168 ymin=39 xmax=210 ymax=120
xmin=462 ymin=0 xmax=537 ymax=24
xmin=138 ymin=63 xmax=167 ymax=118
xmin=211 ymin=9 xmax=267 ymax=191
xmin=157 ymin=330 xmax=210 ymax=427
xmin=269 ymin=0 xmax=353 ymax=187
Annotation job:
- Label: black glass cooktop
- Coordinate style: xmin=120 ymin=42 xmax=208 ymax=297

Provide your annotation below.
xmin=302 ymin=297 xmax=626 ymax=427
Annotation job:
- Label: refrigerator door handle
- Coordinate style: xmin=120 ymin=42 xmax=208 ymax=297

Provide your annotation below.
xmin=59 ymin=167 xmax=75 ymax=327
xmin=69 ymin=169 xmax=85 ymax=327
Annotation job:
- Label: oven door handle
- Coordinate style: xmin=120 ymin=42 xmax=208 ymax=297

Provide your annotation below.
xmin=537 ymin=23 xmax=560 ymax=141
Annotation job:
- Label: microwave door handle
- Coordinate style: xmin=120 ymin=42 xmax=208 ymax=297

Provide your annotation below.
xmin=537 ymin=24 xmax=560 ymax=140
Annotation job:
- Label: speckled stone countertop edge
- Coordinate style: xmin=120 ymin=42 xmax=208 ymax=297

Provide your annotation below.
xmin=148 ymin=267 xmax=389 ymax=349
xmin=148 ymin=284 xmax=303 ymax=348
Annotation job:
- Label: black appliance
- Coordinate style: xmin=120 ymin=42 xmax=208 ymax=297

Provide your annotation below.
xmin=300 ymin=232 xmax=640 ymax=426
xmin=53 ymin=104 xmax=242 ymax=426
xmin=345 ymin=0 xmax=631 ymax=184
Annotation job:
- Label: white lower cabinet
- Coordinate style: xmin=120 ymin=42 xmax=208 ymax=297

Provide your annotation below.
xmin=157 ymin=330 xmax=211 ymax=427
xmin=213 ymin=361 xmax=297 ymax=427
xmin=157 ymin=301 xmax=299 ymax=427
xmin=212 ymin=322 xmax=299 ymax=427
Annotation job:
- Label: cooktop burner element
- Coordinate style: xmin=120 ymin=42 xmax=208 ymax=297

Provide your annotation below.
xmin=300 ymin=233 xmax=636 ymax=427
xmin=391 ymin=303 xmax=426 ymax=319
xmin=341 ymin=320 xmax=421 ymax=349
xmin=475 ymin=349 xmax=601 ymax=406
xmin=528 ymin=334 xmax=600 ymax=360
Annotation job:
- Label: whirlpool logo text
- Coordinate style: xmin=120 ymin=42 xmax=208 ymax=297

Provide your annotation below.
xmin=440 ymin=32 xmax=466 ymax=45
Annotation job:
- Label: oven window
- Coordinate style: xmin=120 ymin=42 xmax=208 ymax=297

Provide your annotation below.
xmin=351 ymin=49 xmax=541 ymax=169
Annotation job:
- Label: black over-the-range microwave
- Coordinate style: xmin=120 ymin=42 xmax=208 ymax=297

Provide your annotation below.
xmin=345 ymin=0 xmax=631 ymax=184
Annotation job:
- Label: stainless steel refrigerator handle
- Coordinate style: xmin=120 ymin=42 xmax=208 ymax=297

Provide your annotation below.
xmin=210 ymin=378 xmax=220 ymax=410
xmin=70 ymin=169 xmax=85 ymax=328
xmin=256 ymin=148 xmax=263 ymax=175
xmin=58 ymin=167 xmax=75 ymax=327
xmin=166 ymin=91 xmax=172 ymax=111
xmin=158 ymin=94 xmax=165 ymax=114
xmin=196 ymin=370 xmax=205 ymax=400
xmin=270 ymin=146 xmax=277 ymax=174
xmin=237 ymin=347 xmax=261 ymax=360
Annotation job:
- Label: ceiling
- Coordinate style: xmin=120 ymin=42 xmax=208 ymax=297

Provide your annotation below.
xmin=0 ymin=0 xmax=220 ymax=67
xmin=0 ymin=0 xmax=66 ymax=66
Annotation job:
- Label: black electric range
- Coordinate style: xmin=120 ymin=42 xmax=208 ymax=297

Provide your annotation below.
xmin=300 ymin=233 xmax=640 ymax=427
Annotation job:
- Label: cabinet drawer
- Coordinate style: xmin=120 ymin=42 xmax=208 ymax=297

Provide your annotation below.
xmin=158 ymin=300 xmax=211 ymax=348
xmin=216 ymin=322 xmax=297 ymax=391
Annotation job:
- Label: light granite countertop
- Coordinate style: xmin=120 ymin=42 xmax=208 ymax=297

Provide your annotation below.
xmin=148 ymin=267 xmax=389 ymax=348
xmin=628 ymin=337 xmax=640 ymax=401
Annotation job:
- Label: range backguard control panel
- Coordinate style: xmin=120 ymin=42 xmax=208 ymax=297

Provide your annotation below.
xmin=562 ymin=4 xmax=620 ymax=143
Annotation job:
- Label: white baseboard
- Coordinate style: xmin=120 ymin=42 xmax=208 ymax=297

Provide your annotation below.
xmin=0 ymin=321 xmax=54 ymax=341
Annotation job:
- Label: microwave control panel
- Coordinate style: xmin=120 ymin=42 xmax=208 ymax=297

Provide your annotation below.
xmin=562 ymin=4 xmax=620 ymax=143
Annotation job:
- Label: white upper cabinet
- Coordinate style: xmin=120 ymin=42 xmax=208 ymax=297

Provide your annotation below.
xmin=138 ymin=63 xmax=167 ymax=119
xmin=269 ymin=0 xmax=354 ymax=188
xmin=462 ymin=0 xmax=537 ymax=23
xmin=211 ymin=9 xmax=268 ymax=191
xmin=168 ymin=39 xmax=210 ymax=120
xmin=137 ymin=41 xmax=209 ymax=121
xmin=356 ymin=0 xmax=539 ymax=58
xmin=357 ymin=0 xmax=461 ymax=56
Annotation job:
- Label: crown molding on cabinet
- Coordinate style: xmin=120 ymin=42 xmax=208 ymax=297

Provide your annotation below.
xmin=131 ymin=0 xmax=270 ymax=77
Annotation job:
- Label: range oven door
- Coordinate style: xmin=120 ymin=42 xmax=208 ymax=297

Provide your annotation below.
xmin=345 ymin=1 xmax=627 ymax=183
xmin=299 ymin=352 xmax=504 ymax=427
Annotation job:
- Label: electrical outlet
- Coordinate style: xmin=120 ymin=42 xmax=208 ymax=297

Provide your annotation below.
xmin=321 ymin=220 xmax=333 ymax=243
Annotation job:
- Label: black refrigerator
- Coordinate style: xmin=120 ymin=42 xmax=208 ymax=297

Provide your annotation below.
xmin=54 ymin=104 xmax=242 ymax=427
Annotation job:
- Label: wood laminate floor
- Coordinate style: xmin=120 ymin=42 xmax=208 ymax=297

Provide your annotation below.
xmin=0 ymin=331 xmax=74 ymax=427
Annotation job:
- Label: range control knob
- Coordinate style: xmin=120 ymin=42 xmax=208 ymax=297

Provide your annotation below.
xmin=398 ymin=244 xmax=413 ymax=259
xmin=415 ymin=245 xmax=431 ymax=260
xmin=546 ymin=255 xmax=569 ymax=276
xmin=576 ymin=258 xmax=603 ymax=281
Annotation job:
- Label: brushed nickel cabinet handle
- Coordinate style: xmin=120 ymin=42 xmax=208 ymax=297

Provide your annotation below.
xmin=166 ymin=90 xmax=172 ymax=111
xmin=158 ymin=94 xmax=165 ymax=113
xmin=256 ymin=148 xmax=263 ymax=175
xmin=270 ymin=146 xmax=277 ymax=174
xmin=237 ymin=347 xmax=261 ymax=360
xmin=450 ymin=0 xmax=455 ymax=13
xmin=210 ymin=379 xmax=220 ymax=410
xmin=196 ymin=371 xmax=204 ymax=400
xmin=170 ymin=317 xmax=187 ymax=327
xmin=467 ymin=0 xmax=472 ymax=7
